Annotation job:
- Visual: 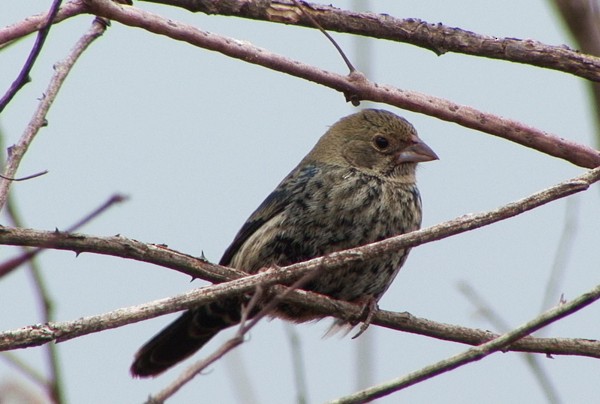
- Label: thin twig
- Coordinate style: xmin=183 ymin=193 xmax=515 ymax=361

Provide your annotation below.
xmin=458 ymin=282 xmax=562 ymax=404
xmin=0 ymin=352 xmax=47 ymax=387
xmin=150 ymin=268 xmax=321 ymax=402
xmin=0 ymin=132 xmax=63 ymax=403
xmin=83 ymin=0 xmax=600 ymax=168
xmin=540 ymin=197 xmax=580 ymax=312
xmin=290 ymin=0 xmax=355 ymax=73
xmin=148 ymin=289 xmax=266 ymax=403
xmin=0 ymin=170 xmax=48 ymax=181
xmin=327 ymin=282 xmax=600 ymax=403
xmin=0 ymin=0 xmax=63 ymax=113
xmin=285 ymin=324 xmax=309 ymax=404
xmin=1 ymin=274 xmax=599 ymax=358
xmin=0 ymin=17 xmax=107 ymax=212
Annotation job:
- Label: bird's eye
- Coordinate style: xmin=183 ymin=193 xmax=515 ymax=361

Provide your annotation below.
xmin=373 ymin=136 xmax=390 ymax=150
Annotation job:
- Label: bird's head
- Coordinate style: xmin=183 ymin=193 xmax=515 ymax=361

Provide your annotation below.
xmin=305 ymin=109 xmax=438 ymax=182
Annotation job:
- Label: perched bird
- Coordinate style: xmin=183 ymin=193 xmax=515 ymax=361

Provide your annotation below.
xmin=131 ymin=109 xmax=438 ymax=377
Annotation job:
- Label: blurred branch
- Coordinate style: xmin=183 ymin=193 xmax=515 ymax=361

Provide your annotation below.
xmin=0 ymin=168 xmax=599 ymax=357
xmin=541 ymin=197 xmax=580 ymax=312
xmin=83 ymin=0 xmax=600 ymax=168
xmin=351 ymin=0 xmax=375 ymax=392
xmin=0 ymin=17 xmax=107 ymax=213
xmin=139 ymin=0 xmax=600 ymax=82
xmin=285 ymin=324 xmax=309 ymax=404
xmin=0 ymin=132 xmax=63 ymax=403
xmin=549 ymin=0 xmax=600 ymax=145
xmin=458 ymin=282 xmax=562 ymax=404
xmin=0 ymin=0 xmax=63 ymax=113
xmin=1 ymin=352 xmax=47 ymax=389
xmin=328 ymin=280 xmax=600 ymax=404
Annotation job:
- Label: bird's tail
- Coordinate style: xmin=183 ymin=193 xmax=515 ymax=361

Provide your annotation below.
xmin=130 ymin=298 xmax=243 ymax=377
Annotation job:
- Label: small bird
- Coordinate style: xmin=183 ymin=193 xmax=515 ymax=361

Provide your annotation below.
xmin=131 ymin=109 xmax=438 ymax=377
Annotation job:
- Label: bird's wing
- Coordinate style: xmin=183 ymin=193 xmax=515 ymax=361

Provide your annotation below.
xmin=219 ymin=164 xmax=320 ymax=266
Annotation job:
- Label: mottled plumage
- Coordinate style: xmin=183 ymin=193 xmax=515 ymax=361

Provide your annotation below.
xmin=131 ymin=109 xmax=438 ymax=377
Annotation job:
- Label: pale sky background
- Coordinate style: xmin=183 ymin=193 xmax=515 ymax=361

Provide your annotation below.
xmin=1 ymin=1 xmax=599 ymax=403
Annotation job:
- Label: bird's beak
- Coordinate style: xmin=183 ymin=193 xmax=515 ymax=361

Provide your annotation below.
xmin=395 ymin=137 xmax=439 ymax=164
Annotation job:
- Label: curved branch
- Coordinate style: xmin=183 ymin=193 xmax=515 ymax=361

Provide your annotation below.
xmin=0 ymin=167 xmax=599 ymax=357
xmin=139 ymin=0 xmax=600 ymax=82
xmin=0 ymin=0 xmax=63 ymax=113
xmin=1 ymin=265 xmax=599 ymax=360
xmin=83 ymin=0 xmax=600 ymax=168
xmin=0 ymin=17 xmax=107 ymax=212
xmin=3 ymin=1 xmax=599 ymax=167
xmin=4 ymin=0 xmax=600 ymax=84
xmin=1 ymin=166 xmax=598 ymax=282
xmin=330 ymin=280 xmax=600 ymax=403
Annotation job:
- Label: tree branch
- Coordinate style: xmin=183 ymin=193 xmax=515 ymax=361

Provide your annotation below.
xmin=139 ymin=0 xmax=600 ymax=82
xmin=0 ymin=17 xmax=107 ymax=212
xmin=0 ymin=0 xmax=63 ymax=113
xmin=4 ymin=1 xmax=600 ymax=83
xmin=328 ymin=280 xmax=600 ymax=403
xmin=82 ymin=0 xmax=600 ymax=169
xmin=0 ymin=0 xmax=84 ymax=48
xmin=0 ymin=167 xmax=599 ymax=358
xmin=550 ymin=0 xmax=600 ymax=144
xmin=2 ymin=1 xmax=599 ymax=167
xmin=1 ymin=166 xmax=598 ymax=283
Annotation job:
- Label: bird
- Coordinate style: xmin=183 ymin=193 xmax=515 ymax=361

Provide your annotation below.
xmin=130 ymin=109 xmax=438 ymax=377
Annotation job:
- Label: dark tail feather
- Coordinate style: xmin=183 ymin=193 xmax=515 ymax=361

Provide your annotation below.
xmin=130 ymin=299 xmax=242 ymax=377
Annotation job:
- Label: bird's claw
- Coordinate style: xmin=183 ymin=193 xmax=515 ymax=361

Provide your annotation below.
xmin=351 ymin=296 xmax=379 ymax=339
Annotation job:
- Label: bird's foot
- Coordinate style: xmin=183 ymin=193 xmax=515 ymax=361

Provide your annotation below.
xmin=351 ymin=296 xmax=379 ymax=339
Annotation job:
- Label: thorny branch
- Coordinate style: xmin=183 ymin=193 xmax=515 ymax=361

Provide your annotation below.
xmin=0 ymin=167 xmax=599 ymax=358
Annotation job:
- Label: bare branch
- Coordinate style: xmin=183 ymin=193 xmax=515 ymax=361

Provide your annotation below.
xmin=328 ymin=281 xmax=600 ymax=403
xmin=0 ymin=170 xmax=49 ymax=182
xmin=0 ymin=194 xmax=126 ymax=278
xmin=0 ymin=17 xmax=107 ymax=212
xmin=1 ymin=166 xmax=598 ymax=281
xmin=550 ymin=0 xmax=600 ymax=144
xmin=0 ymin=168 xmax=598 ymax=359
xmin=139 ymin=0 xmax=600 ymax=82
xmin=83 ymin=0 xmax=600 ymax=168
xmin=0 ymin=131 xmax=63 ymax=403
xmin=4 ymin=1 xmax=599 ymax=84
xmin=0 ymin=0 xmax=63 ymax=112
xmin=458 ymin=282 xmax=562 ymax=404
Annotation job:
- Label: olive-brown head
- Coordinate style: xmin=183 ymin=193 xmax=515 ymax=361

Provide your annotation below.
xmin=303 ymin=109 xmax=438 ymax=182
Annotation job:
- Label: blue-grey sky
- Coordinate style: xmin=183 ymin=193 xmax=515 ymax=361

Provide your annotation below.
xmin=1 ymin=1 xmax=599 ymax=403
